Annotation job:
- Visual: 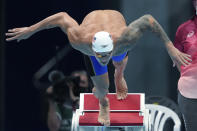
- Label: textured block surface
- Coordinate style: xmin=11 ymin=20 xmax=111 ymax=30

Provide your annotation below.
xmin=79 ymin=112 xmax=143 ymax=126
xmin=84 ymin=94 xmax=141 ymax=110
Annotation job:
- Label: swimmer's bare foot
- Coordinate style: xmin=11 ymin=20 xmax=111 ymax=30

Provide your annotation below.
xmin=98 ymin=97 xmax=110 ymax=126
xmin=115 ymin=77 xmax=128 ymax=100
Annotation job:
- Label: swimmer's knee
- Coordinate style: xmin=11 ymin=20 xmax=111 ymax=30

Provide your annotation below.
xmin=93 ymin=87 xmax=109 ymax=99
xmin=113 ymin=60 xmax=124 ymax=68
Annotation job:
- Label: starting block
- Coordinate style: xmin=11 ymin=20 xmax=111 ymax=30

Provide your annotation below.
xmin=71 ymin=93 xmax=149 ymax=131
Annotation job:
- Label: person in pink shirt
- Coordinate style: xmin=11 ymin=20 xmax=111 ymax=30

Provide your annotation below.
xmin=174 ymin=0 xmax=197 ymax=130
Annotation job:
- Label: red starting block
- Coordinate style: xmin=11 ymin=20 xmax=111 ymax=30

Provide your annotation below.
xmin=71 ymin=93 xmax=148 ymax=131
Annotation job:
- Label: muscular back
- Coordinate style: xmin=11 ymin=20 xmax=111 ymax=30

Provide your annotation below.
xmin=81 ymin=10 xmax=126 ymax=34
xmin=67 ymin=10 xmax=127 ymax=55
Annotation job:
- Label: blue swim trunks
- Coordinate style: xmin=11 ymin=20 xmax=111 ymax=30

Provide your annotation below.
xmin=84 ymin=52 xmax=127 ymax=76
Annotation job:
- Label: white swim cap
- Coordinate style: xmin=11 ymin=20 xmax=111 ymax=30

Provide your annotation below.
xmin=92 ymin=31 xmax=113 ymax=53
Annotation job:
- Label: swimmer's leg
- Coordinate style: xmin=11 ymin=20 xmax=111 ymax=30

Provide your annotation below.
xmin=113 ymin=55 xmax=128 ymax=100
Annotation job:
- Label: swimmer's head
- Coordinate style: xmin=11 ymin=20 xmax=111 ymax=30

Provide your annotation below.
xmin=92 ymin=31 xmax=113 ymax=53
xmin=92 ymin=31 xmax=113 ymax=66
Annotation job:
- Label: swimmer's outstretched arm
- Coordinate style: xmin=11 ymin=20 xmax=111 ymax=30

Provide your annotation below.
xmin=5 ymin=12 xmax=79 ymax=42
xmin=116 ymin=14 xmax=192 ymax=66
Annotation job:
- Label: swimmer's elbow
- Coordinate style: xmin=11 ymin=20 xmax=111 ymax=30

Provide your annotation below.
xmin=43 ymin=12 xmax=69 ymax=30
xmin=58 ymin=12 xmax=69 ymax=21
xmin=143 ymin=14 xmax=154 ymax=19
xmin=56 ymin=12 xmax=78 ymax=32
xmin=142 ymin=14 xmax=155 ymax=26
xmin=56 ymin=12 xmax=69 ymax=26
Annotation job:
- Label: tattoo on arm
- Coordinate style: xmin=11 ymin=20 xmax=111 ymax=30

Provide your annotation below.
xmin=116 ymin=14 xmax=172 ymax=54
xmin=144 ymin=15 xmax=170 ymax=44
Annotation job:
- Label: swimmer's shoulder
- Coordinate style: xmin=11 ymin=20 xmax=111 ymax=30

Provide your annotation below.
xmin=67 ymin=27 xmax=94 ymax=55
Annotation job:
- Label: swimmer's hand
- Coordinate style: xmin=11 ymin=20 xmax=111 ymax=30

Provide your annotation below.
xmin=167 ymin=43 xmax=192 ymax=67
xmin=5 ymin=27 xmax=33 ymax=42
